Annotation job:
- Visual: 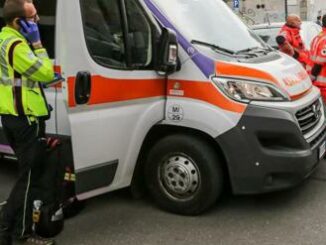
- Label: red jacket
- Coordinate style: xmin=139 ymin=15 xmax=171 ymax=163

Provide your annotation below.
xmin=277 ymin=24 xmax=309 ymax=66
xmin=310 ymin=28 xmax=326 ymax=87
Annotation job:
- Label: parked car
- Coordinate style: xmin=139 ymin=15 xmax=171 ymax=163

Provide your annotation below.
xmin=251 ymin=21 xmax=322 ymax=50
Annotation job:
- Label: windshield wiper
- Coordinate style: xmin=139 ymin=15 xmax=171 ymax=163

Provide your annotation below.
xmin=191 ymin=40 xmax=235 ymax=55
xmin=236 ymin=46 xmax=272 ymax=55
xmin=236 ymin=47 xmax=260 ymax=54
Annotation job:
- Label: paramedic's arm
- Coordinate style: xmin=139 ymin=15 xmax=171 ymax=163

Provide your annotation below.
xmin=311 ymin=43 xmax=326 ymax=77
xmin=311 ymin=52 xmax=324 ymax=78
xmin=276 ymin=35 xmax=295 ymax=57
xmin=13 ymin=41 xmax=54 ymax=82
xmin=311 ymin=64 xmax=322 ymax=77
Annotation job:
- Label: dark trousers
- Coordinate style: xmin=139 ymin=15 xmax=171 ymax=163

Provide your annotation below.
xmin=0 ymin=115 xmax=47 ymax=238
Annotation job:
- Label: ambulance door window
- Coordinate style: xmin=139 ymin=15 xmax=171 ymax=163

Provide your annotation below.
xmin=0 ymin=0 xmax=5 ymax=28
xmin=125 ymin=0 xmax=152 ymax=67
xmin=34 ymin=0 xmax=56 ymax=59
xmin=0 ymin=1 xmax=57 ymax=58
xmin=80 ymin=0 xmax=126 ymax=69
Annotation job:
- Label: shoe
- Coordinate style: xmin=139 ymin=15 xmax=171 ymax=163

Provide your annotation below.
xmin=22 ymin=235 xmax=55 ymax=245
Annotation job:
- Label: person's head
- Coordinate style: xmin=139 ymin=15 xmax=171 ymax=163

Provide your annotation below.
xmin=323 ymin=14 xmax=326 ymax=28
xmin=3 ymin=0 xmax=39 ymax=30
xmin=317 ymin=15 xmax=322 ymax=21
xmin=286 ymin=14 xmax=302 ymax=29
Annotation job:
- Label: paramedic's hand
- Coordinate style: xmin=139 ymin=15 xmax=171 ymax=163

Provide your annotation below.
xmin=42 ymin=73 xmax=64 ymax=88
xmin=54 ymin=72 xmax=63 ymax=80
xmin=276 ymin=35 xmax=286 ymax=45
xmin=311 ymin=64 xmax=322 ymax=77
xmin=19 ymin=20 xmax=41 ymax=46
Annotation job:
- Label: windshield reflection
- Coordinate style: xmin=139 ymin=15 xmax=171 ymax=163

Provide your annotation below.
xmin=153 ymin=0 xmax=267 ymax=53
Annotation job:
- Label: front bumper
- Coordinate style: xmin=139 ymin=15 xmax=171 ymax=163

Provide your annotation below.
xmin=217 ymin=102 xmax=326 ymax=194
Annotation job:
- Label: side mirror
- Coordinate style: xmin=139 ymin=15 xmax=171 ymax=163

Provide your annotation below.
xmin=156 ymin=28 xmax=179 ymax=75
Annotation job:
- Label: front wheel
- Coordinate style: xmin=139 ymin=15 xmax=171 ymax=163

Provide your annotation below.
xmin=145 ymin=134 xmax=224 ymax=215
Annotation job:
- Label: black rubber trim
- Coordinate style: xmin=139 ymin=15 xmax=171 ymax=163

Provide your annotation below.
xmin=75 ymin=160 xmax=118 ymax=194
xmin=216 ymin=104 xmax=326 ymax=194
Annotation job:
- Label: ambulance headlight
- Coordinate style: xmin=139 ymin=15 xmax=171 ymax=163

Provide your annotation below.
xmin=212 ymin=77 xmax=289 ymax=103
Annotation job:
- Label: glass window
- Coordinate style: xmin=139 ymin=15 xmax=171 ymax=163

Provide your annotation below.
xmin=0 ymin=0 xmax=56 ymax=58
xmin=81 ymin=0 xmax=126 ymax=69
xmin=80 ymin=0 xmax=152 ymax=69
xmin=125 ymin=0 xmax=152 ymax=67
xmin=252 ymin=27 xmax=280 ymax=48
xmin=35 ymin=0 xmax=56 ymax=59
xmin=303 ymin=23 xmax=322 ymax=48
xmin=152 ymin=0 xmax=267 ymax=53
xmin=0 ymin=0 xmax=6 ymax=28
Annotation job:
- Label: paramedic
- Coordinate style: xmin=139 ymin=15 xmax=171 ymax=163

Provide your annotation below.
xmin=276 ymin=14 xmax=309 ymax=67
xmin=316 ymin=13 xmax=322 ymax=26
xmin=310 ymin=14 xmax=326 ymax=101
xmin=0 ymin=0 xmax=55 ymax=244
xmin=315 ymin=10 xmax=323 ymax=26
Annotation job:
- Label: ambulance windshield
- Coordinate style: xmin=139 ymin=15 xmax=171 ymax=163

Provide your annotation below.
xmin=152 ymin=0 xmax=267 ymax=53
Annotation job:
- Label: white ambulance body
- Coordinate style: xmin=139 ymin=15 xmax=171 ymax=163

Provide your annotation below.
xmin=0 ymin=0 xmax=325 ymax=215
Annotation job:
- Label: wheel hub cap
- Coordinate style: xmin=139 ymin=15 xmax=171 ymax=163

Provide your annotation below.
xmin=160 ymin=155 xmax=200 ymax=198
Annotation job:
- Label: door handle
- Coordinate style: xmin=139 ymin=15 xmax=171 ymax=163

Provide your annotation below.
xmin=75 ymin=71 xmax=91 ymax=105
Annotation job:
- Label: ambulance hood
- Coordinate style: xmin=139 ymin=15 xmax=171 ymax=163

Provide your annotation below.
xmin=215 ymin=54 xmax=312 ymax=100
xmin=145 ymin=0 xmax=311 ymax=100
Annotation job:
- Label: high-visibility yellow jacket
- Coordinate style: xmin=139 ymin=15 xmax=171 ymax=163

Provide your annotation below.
xmin=0 ymin=26 xmax=54 ymax=117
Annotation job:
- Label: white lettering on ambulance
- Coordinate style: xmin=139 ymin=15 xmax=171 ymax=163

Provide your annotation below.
xmin=283 ymin=70 xmax=309 ymax=87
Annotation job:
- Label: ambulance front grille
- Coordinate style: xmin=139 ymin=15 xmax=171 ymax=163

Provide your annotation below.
xmin=296 ymin=99 xmax=322 ymax=135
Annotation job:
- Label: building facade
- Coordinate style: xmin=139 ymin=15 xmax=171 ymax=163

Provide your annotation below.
xmin=225 ymin=0 xmax=325 ymax=24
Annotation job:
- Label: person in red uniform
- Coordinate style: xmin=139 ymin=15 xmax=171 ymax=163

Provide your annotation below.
xmin=276 ymin=14 xmax=310 ymax=67
xmin=310 ymin=14 xmax=326 ymax=101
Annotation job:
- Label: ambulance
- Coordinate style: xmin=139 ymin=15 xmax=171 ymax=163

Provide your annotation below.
xmin=0 ymin=0 xmax=325 ymax=215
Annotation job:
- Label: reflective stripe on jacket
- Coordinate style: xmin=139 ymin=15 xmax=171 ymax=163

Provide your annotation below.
xmin=0 ymin=27 xmax=54 ymax=117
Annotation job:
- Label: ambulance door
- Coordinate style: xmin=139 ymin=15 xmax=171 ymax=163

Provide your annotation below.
xmin=36 ymin=1 xmax=71 ymax=136
xmin=56 ymin=0 xmax=165 ymax=198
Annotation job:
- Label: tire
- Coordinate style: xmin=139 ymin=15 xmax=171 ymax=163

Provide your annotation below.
xmin=144 ymin=134 xmax=224 ymax=215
